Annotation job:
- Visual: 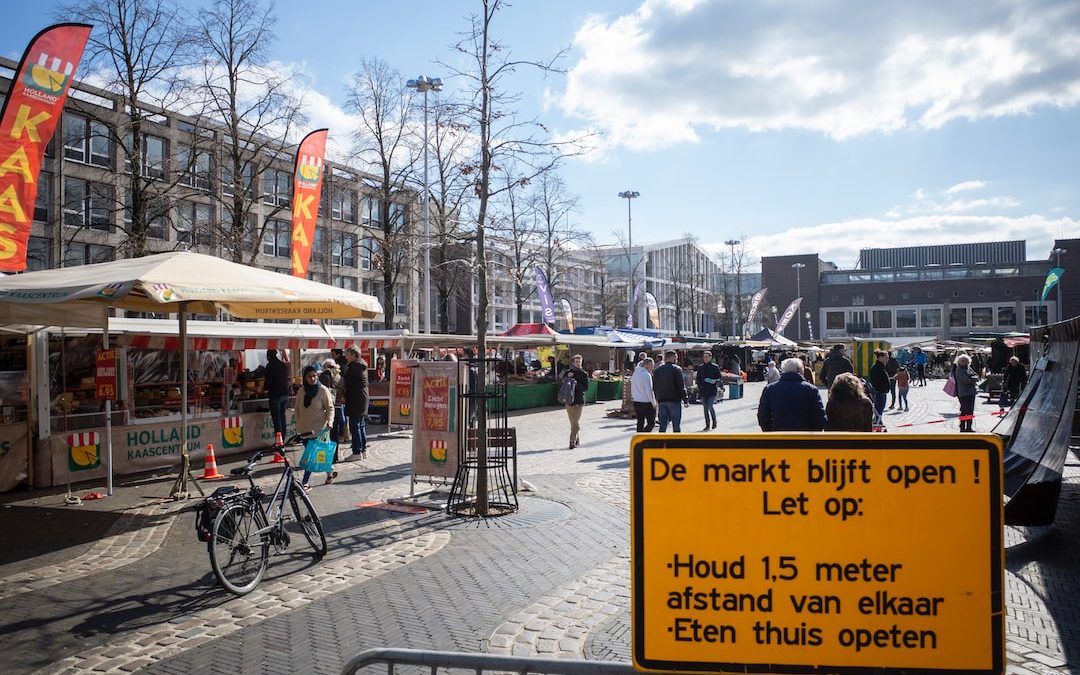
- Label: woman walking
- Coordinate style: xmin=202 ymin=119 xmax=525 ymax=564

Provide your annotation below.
xmin=824 ymin=373 xmax=874 ymax=431
xmin=296 ymin=365 xmax=337 ymax=489
xmin=953 ymin=354 xmax=978 ymax=432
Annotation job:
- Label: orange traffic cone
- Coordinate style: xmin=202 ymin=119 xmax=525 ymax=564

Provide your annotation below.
xmin=200 ymin=443 xmax=224 ymax=480
xmin=271 ymin=431 xmax=286 ymax=463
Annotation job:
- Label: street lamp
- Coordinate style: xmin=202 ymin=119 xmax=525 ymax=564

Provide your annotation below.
xmin=1053 ymin=247 xmax=1067 ymax=322
xmin=716 ymin=301 xmax=726 ymax=338
xmin=406 ymin=75 xmax=443 ymax=333
xmin=618 ymin=190 xmax=640 ymax=327
xmin=791 ymin=262 xmax=806 ymax=340
xmin=724 ymin=239 xmax=739 ymax=336
xmin=805 ymin=311 xmax=813 ymax=341
xmin=770 ymin=305 xmax=778 ymax=329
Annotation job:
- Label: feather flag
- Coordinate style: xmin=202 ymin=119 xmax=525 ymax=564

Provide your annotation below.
xmin=775 ymin=297 xmax=803 ymax=335
xmin=560 ymin=297 xmax=575 ymax=332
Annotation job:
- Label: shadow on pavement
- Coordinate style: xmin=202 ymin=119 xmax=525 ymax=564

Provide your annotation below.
xmin=0 ymin=505 xmax=120 ymax=566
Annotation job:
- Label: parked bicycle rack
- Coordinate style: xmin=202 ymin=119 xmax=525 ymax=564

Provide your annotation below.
xmin=340 ymin=648 xmax=636 ymax=675
xmin=447 ymin=357 xmax=518 ymax=517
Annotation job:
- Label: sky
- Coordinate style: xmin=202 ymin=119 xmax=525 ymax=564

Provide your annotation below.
xmin=3 ymin=0 xmax=1079 ymax=271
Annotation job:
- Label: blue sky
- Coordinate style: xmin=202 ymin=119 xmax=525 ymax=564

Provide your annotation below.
xmin=3 ymin=0 xmax=1078 ymax=270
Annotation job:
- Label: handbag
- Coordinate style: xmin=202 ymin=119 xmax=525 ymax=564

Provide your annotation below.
xmin=942 ymin=374 xmax=957 ymax=397
xmin=299 ymin=428 xmax=337 ymax=473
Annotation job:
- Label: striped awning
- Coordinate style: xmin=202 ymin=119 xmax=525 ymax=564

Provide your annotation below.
xmin=117 ymin=335 xmax=397 ymax=352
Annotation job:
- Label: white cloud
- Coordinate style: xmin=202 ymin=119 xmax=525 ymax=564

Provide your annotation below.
xmin=945 ymin=180 xmax=987 ymax=194
xmin=558 ymin=0 xmax=1080 ymax=148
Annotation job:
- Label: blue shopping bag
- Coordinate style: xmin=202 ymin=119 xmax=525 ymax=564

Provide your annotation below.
xmin=299 ymin=429 xmax=336 ymax=473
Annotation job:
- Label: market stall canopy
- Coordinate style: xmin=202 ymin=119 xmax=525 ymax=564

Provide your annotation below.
xmin=0 ymin=251 xmax=383 ymax=327
xmin=749 ymin=327 xmax=797 ymax=347
xmin=606 ymin=330 xmax=667 ymax=349
xmin=499 ymin=323 xmax=558 ymax=337
xmin=106 ymin=318 xmax=393 ymax=351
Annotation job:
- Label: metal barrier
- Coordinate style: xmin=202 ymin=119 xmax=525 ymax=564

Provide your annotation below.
xmin=341 ymin=648 xmax=636 ymax=675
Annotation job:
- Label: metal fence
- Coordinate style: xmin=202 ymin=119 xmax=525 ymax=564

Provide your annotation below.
xmin=341 ymin=648 xmax=637 ymax=675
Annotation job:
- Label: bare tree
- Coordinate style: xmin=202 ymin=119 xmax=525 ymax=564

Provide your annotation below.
xmin=529 ymin=172 xmax=587 ymax=301
xmin=347 ymin=58 xmax=419 ymax=329
xmin=57 ymin=0 xmax=195 ymax=258
xmin=719 ymin=236 xmax=754 ymax=336
xmin=444 ymin=0 xmax=589 ymax=515
xmin=583 ymin=235 xmax=623 ymax=327
xmin=490 ymin=167 xmax=543 ymax=322
xmin=192 ymin=0 xmax=305 ymax=264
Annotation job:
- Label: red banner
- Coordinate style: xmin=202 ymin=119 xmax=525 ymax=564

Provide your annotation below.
xmin=95 ymin=349 xmax=117 ymax=400
xmin=290 ymin=128 xmax=328 ymax=278
xmin=0 ymin=23 xmax=92 ymax=272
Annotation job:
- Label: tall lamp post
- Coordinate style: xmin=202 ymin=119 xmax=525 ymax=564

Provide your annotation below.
xmin=406 ymin=75 xmax=442 ymax=333
xmin=618 ymin=190 xmax=640 ymax=327
xmin=716 ymin=301 xmax=726 ymax=338
xmin=1053 ymin=247 xmax=1067 ymax=322
xmin=724 ymin=239 xmax=739 ymax=336
xmin=791 ymin=262 xmax=806 ymax=340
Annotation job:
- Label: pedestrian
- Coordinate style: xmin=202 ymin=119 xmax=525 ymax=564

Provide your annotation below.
xmin=343 ymin=345 xmax=369 ymax=458
xmin=821 ymin=344 xmax=854 ymax=389
xmin=764 ymin=360 xmax=781 ymax=384
xmin=1001 ymin=356 xmax=1028 ymax=409
xmin=953 ymin=353 xmax=978 ymax=432
xmin=913 ymin=347 xmax=928 ymax=385
xmin=869 ymin=350 xmax=890 ymax=425
xmin=319 ymin=358 xmax=347 ymax=443
xmin=562 ymin=354 xmax=590 ymax=448
xmin=296 ymin=365 xmax=337 ymax=489
xmin=263 ymin=349 xmax=290 ymax=438
xmin=757 ymin=357 xmax=826 ymax=432
xmin=895 ymin=366 xmax=910 ymax=411
xmin=373 ymin=355 xmax=387 ymax=382
xmin=885 ymin=351 xmax=900 ymax=408
xmin=652 ymin=350 xmax=689 ymax=433
xmin=824 ymin=372 xmax=873 ymax=431
xmin=631 ymin=357 xmax=657 ymax=432
xmin=696 ymin=351 xmax=722 ymax=430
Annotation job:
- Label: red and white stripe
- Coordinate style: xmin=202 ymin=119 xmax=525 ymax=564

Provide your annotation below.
xmin=117 ymin=336 xmax=395 ymax=352
xmin=221 ymin=416 xmax=242 ymax=429
xmin=67 ymin=432 xmax=100 ymax=447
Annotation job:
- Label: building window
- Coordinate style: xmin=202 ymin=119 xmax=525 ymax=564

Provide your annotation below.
xmin=872 ymin=310 xmax=892 ymax=329
xmin=123 ymin=193 xmax=168 ymax=239
xmin=262 ymin=168 xmax=291 ymax=206
xmin=177 ymin=144 xmax=213 ymax=190
xmin=851 ymin=294 xmax=864 ymax=306
xmin=920 ymin=308 xmax=941 ymax=328
xmin=362 ymin=197 xmax=381 ymax=226
xmin=395 ymin=286 xmax=408 ymax=315
xmin=34 ymin=172 xmax=51 ymax=222
xmin=1025 ymin=305 xmax=1048 ymax=326
xmin=952 ymin=290 xmax=960 ymax=298
xmin=997 ymin=306 xmax=1016 ymax=326
xmin=262 ymin=218 xmax=290 ymax=258
xmin=27 ymin=237 xmax=51 ymax=271
xmin=1004 ymin=289 xmax=1012 ymax=296
xmin=896 ymin=309 xmax=917 ymax=328
xmin=332 ymin=274 xmax=358 ymax=291
xmin=388 ymin=202 xmax=407 ymax=228
xmin=312 ymin=226 xmax=327 ymax=264
xmin=63 ymin=113 xmax=110 ymax=167
xmin=977 ymin=289 xmax=985 ymax=297
xmin=926 ymin=291 xmax=934 ymax=299
xmin=177 ymin=200 xmax=212 ymax=246
xmin=64 ymin=242 xmax=113 ymax=266
xmin=223 ymin=161 xmax=255 ymax=197
xmin=125 ymin=134 xmax=167 ymax=179
xmin=950 ymin=307 xmax=967 ymax=327
xmin=63 ymin=179 xmax=112 ymax=231
xmin=331 ymin=231 xmax=357 ymax=268
xmin=826 ymin=311 xmax=845 ymax=330
xmin=971 ymin=306 xmax=993 ymax=326
xmin=332 ymin=188 xmax=355 ymax=222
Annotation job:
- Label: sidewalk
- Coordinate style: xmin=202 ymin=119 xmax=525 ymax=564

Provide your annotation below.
xmin=0 ymin=380 xmax=1074 ymax=674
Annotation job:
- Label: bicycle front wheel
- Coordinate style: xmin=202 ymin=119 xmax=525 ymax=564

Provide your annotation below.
xmin=209 ymin=502 xmax=269 ymax=595
xmin=288 ymin=483 xmax=327 ymax=557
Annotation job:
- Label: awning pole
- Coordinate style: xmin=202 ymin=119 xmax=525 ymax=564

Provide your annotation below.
xmin=104 ymin=326 xmax=113 ymax=497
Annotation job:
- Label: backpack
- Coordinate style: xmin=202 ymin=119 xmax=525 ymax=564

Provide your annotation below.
xmin=194 ymin=485 xmax=242 ymax=542
xmin=557 ymin=373 xmax=578 ymax=405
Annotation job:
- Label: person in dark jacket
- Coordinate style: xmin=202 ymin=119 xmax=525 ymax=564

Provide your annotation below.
xmin=885 ymin=351 xmax=900 ymax=408
xmin=757 ymin=358 xmax=826 ymax=432
xmin=953 ymin=353 xmax=978 ymax=432
xmin=868 ymin=350 xmax=890 ymax=425
xmin=821 ymin=345 xmax=854 ymax=388
xmin=263 ymin=349 xmax=290 ymax=438
xmin=1000 ymin=356 xmax=1028 ymax=409
xmin=562 ymin=354 xmax=590 ymax=448
xmin=695 ymin=351 xmax=722 ymax=431
xmin=824 ymin=373 xmax=873 ymax=431
xmin=653 ymin=350 xmax=689 ymax=433
xmin=343 ymin=345 xmax=369 ymax=457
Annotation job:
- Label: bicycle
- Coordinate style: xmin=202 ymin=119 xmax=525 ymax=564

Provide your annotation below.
xmin=204 ymin=432 xmax=328 ymax=595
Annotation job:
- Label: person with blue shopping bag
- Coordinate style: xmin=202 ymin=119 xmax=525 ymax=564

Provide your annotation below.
xmin=296 ymin=365 xmax=337 ymax=489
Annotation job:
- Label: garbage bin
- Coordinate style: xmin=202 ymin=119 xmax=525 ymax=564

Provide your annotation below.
xmin=728 ymin=383 xmax=743 ymax=400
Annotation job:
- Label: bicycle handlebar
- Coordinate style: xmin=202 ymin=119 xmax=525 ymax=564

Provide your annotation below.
xmin=232 ymin=432 xmax=317 ymax=475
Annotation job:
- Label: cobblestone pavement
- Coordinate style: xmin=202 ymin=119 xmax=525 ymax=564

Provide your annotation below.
xmin=0 ymin=378 xmax=1075 ymax=674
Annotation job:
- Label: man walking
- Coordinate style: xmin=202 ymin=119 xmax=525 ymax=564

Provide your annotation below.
xmin=757 ymin=357 xmax=826 ymax=431
xmin=562 ymin=354 xmax=590 ymax=448
xmin=695 ymin=351 xmax=722 ymax=430
xmin=652 ymin=350 xmax=689 ymax=433
xmin=821 ymin=344 xmax=853 ymax=388
xmin=886 ymin=351 xmax=900 ymax=408
xmin=869 ymin=350 xmax=890 ymax=425
xmin=631 ymin=357 xmax=657 ymax=432
xmin=343 ymin=345 xmax=369 ymax=458
xmin=264 ymin=349 xmax=290 ymax=438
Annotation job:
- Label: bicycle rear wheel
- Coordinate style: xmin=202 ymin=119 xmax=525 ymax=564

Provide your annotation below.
xmin=288 ymin=483 xmax=327 ymax=557
xmin=209 ymin=502 xmax=269 ymax=595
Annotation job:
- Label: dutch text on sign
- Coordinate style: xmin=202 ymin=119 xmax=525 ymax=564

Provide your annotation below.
xmin=631 ymin=434 xmax=1003 ymax=675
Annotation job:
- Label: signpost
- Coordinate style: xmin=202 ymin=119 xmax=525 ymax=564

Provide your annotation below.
xmin=631 ymin=434 xmax=1004 ymax=674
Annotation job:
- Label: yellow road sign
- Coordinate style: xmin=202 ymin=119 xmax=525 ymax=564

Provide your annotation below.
xmin=631 ymin=433 xmax=1004 ymax=674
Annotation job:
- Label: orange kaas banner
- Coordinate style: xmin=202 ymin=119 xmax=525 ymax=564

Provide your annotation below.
xmin=0 ymin=23 xmax=92 ymax=272
xmin=290 ymin=128 xmax=328 ymax=278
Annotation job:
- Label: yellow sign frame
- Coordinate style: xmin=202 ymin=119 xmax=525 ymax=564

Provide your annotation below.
xmin=631 ymin=433 xmax=1004 ymax=674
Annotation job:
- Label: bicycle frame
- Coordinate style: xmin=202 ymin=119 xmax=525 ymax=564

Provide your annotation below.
xmin=235 ymin=444 xmax=304 ymax=544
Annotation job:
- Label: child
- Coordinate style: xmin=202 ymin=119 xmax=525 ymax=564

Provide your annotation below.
xmin=895 ymin=367 xmax=910 ymax=411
